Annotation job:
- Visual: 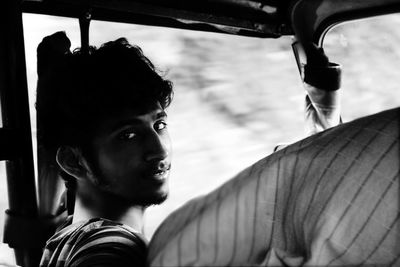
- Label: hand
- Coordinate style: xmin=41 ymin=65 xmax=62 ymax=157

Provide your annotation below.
xmin=305 ymin=43 xmax=329 ymax=67
xmin=37 ymin=31 xmax=71 ymax=76
xmin=303 ymin=42 xmax=341 ymax=91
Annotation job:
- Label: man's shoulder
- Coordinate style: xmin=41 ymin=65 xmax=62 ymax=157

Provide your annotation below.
xmin=41 ymin=218 xmax=147 ymax=267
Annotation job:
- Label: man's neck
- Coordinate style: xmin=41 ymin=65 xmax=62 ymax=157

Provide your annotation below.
xmin=72 ymin=194 xmax=145 ymax=233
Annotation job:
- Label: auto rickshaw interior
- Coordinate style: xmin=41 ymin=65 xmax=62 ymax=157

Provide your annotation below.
xmin=1 ymin=0 xmax=400 ymax=266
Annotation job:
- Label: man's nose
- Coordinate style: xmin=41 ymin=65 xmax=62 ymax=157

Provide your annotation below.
xmin=144 ymin=132 xmax=170 ymax=162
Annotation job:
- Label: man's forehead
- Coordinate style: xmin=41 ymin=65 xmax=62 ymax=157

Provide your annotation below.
xmin=109 ymin=101 xmax=163 ymax=117
xmin=90 ymin=101 xmax=165 ymax=133
xmin=106 ymin=102 xmax=164 ymax=126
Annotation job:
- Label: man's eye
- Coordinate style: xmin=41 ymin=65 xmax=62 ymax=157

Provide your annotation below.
xmin=155 ymin=121 xmax=168 ymax=131
xmin=119 ymin=131 xmax=136 ymax=140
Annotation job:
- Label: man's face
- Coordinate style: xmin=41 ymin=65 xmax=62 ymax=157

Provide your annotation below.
xmin=87 ymin=102 xmax=172 ymax=206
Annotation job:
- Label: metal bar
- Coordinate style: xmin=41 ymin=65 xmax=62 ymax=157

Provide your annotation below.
xmin=79 ymin=9 xmax=92 ymax=54
xmin=72 ymin=0 xmax=272 ymax=32
xmin=0 ymin=0 xmax=41 ymax=266
xmin=21 ymin=0 xmax=284 ymax=37
xmin=0 ymin=128 xmax=24 ymax=160
xmin=289 ymin=0 xmax=400 ymax=45
xmin=291 ymin=40 xmax=303 ymax=79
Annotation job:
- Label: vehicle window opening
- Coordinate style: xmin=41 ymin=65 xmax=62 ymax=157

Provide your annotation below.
xmin=323 ymin=14 xmax=400 ymax=120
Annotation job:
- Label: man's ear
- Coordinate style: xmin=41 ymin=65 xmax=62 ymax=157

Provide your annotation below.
xmin=56 ymin=146 xmax=93 ymax=180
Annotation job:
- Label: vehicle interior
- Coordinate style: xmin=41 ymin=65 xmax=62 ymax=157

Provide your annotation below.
xmin=1 ymin=0 xmax=400 ymax=266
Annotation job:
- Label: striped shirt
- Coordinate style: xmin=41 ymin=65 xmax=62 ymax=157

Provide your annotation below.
xmin=148 ymin=107 xmax=400 ymax=266
xmin=40 ymin=216 xmax=147 ymax=267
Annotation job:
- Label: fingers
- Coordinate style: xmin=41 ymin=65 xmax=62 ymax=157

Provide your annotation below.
xmin=303 ymin=43 xmax=342 ymax=91
xmin=37 ymin=31 xmax=71 ymax=75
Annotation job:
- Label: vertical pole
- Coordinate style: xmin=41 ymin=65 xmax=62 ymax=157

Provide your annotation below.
xmin=0 ymin=0 xmax=40 ymax=266
xmin=79 ymin=9 xmax=92 ymax=55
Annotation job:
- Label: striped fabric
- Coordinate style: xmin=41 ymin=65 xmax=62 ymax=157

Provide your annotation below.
xmin=40 ymin=217 xmax=147 ymax=267
xmin=148 ymin=107 xmax=400 ymax=266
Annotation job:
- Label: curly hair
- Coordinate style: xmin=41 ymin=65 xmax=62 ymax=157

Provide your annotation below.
xmin=37 ymin=37 xmax=173 ymax=151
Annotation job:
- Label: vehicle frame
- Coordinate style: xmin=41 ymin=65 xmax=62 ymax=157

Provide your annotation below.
xmin=1 ymin=0 xmax=400 ymax=266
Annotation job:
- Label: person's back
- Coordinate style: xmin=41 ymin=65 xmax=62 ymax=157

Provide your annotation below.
xmin=149 ymin=107 xmax=400 ymax=266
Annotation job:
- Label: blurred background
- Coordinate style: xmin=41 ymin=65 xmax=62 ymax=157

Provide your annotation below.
xmin=1 ymin=12 xmax=400 ymax=262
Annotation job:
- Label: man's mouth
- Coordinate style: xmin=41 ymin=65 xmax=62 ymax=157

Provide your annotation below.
xmin=147 ymin=165 xmax=171 ymax=182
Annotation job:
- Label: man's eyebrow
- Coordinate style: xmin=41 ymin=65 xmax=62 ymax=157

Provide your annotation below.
xmin=110 ymin=110 xmax=167 ymax=132
xmin=111 ymin=118 xmax=143 ymax=132
xmin=155 ymin=110 xmax=167 ymax=119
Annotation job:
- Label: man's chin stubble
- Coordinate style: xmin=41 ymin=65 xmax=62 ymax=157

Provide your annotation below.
xmin=139 ymin=193 xmax=168 ymax=208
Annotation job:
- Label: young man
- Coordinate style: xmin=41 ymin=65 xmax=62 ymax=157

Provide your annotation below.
xmin=37 ymin=32 xmax=173 ymax=266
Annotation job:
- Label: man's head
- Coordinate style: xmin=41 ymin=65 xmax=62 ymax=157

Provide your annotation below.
xmin=37 ymin=35 xmax=173 ymax=207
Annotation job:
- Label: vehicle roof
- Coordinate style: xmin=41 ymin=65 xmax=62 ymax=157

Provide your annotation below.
xmin=22 ymin=0 xmax=400 ymax=41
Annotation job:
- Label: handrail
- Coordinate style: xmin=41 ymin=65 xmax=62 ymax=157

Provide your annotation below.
xmin=0 ymin=0 xmax=41 ymax=266
xmin=21 ymin=0 xmax=288 ymax=38
xmin=0 ymin=128 xmax=25 ymax=160
xmin=289 ymin=0 xmax=400 ymax=45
